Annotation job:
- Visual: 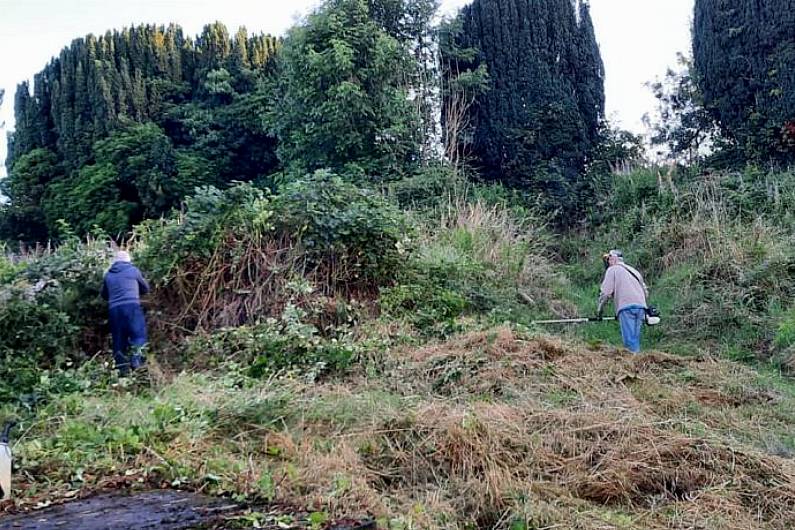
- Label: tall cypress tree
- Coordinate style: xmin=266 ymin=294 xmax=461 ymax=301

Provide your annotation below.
xmin=446 ymin=0 xmax=605 ymax=215
xmin=694 ymin=0 xmax=795 ymax=164
xmin=3 ymin=23 xmax=282 ymax=241
xmin=6 ymin=23 xmax=280 ymax=173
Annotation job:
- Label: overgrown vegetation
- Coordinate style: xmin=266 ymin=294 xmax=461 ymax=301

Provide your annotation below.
xmin=571 ymin=167 xmax=795 ymax=362
xmin=3 ymin=0 xmax=795 ymax=528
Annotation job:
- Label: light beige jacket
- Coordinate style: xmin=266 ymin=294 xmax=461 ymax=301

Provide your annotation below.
xmin=598 ymin=263 xmax=648 ymax=315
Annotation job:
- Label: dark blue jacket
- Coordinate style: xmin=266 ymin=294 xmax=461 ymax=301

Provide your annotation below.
xmin=101 ymin=262 xmax=150 ymax=309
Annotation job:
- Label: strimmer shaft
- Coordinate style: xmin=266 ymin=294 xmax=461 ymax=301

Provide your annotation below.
xmin=532 ymin=317 xmax=616 ymax=325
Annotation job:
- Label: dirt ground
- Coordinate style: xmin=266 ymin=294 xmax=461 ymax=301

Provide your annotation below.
xmin=0 ymin=490 xmax=240 ymax=530
xmin=0 ymin=490 xmax=377 ymax=530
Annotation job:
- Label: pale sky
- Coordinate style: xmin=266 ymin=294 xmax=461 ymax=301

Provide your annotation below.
xmin=0 ymin=0 xmax=693 ymax=176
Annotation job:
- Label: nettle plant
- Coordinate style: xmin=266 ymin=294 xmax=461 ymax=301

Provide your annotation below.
xmin=271 ymin=170 xmax=413 ymax=288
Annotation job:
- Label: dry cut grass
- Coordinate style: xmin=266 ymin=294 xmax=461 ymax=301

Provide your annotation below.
xmin=6 ymin=328 xmax=795 ymax=529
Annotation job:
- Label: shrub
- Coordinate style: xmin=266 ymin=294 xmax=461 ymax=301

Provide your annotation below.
xmin=0 ymin=289 xmax=79 ymax=401
xmin=135 ymin=183 xmax=274 ymax=284
xmin=380 ymin=279 xmax=468 ymax=338
xmin=185 ymin=304 xmax=359 ymax=377
xmin=0 ymin=245 xmax=23 ymax=284
xmin=0 ymin=236 xmax=115 ymax=400
xmin=385 ymin=164 xmax=467 ymax=212
xmin=271 ymin=170 xmax=412 ymax=287
xmin=21 ymin=237 xmax=112 ymax=333
xmin=136 ymin=176 xmax=411 ymax=331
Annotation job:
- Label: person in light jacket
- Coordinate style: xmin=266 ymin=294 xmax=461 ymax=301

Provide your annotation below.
xmin=101 ymin=251 xmax=150 ymax=375
xmin=597 ymin=250 xmax=648 ymax=353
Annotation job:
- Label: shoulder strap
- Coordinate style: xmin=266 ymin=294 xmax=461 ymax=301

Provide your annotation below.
xmin=618 ymin=264 xmax=645 ymax=290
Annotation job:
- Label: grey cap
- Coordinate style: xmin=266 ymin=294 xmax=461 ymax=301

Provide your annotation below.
xmin=113 ymin=250 xmax=132 ymax=263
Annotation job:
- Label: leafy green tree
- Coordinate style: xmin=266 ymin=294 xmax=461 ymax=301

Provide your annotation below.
xmin=366 ymin=0 xmax=441 ymax=162
xmin=164 ymin=92 xmax=278 ymax=185
xmin=694 ymin=0 xmax=795 ymax=164
xmin=0 ymin=149 xmax=61 ymax=241
xmin=43 ymin=163 xmax=137 ymax=237
xmin=591 ymin=122 xmax=645 ymax=173
xmin=40 ymin=123 xmax=212 ymax=236
xmin=270 ymin=0 xmax=420 ymax=178
xmin=645 ymin=54 xmax=718 ymax=164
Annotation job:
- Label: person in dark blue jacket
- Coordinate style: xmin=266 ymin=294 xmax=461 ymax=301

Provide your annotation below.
xmin=101 ymin=251 xmax=150 ymax=376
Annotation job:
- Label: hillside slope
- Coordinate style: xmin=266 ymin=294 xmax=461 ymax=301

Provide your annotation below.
xmin=5 ymin=328 xmax=795 ymax=529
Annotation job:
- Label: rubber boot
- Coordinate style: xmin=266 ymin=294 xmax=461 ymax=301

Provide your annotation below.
xmin=130 ymin=345 xmax=146 ymax=371
xmin=114 ymin=351 xmax=131 ymax=377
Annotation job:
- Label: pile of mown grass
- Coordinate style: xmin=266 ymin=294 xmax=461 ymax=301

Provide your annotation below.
xmin=3 ymin=329 xmax=795 ymax=529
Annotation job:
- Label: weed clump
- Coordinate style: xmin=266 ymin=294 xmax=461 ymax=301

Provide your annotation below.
xmin=381 ymin=198 xmax=565 ymax=338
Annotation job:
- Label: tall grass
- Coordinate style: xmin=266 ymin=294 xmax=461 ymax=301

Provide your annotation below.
xmin=380 ymin=193 xmax=570 ymax=339
xmin=567 ymin=167 xmax=795 ymax=360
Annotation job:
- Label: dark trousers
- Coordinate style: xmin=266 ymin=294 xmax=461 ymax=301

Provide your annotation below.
xmin=109 ymin=303 xmax=148 ymax=371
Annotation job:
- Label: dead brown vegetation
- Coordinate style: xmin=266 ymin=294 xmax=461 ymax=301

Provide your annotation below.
xmin=9 ymin=328 xmax=795 ymax=529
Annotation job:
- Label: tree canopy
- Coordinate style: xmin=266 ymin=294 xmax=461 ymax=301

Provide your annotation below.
xmin=694 ymin=0 xmax=795 ymax=164
xmin=2 ymin=23 xmax=280 ymax=240
xmin=270 ymin=0 xmax=422 ymax=178
xmin=445 ymin=0 xmax=605 ymax=215
xmin=2 ymin=0 xmax=616 ymax=241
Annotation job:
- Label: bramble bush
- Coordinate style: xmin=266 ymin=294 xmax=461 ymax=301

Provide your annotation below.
xmin=0 ymin=290 xmax=79 ymax=402
xmin=0 ymin=237 xmax=113 ymax=400
xmin=0 ymin=244 xmax=23 ymax=284
xmin=135 ymin=173 xmax=411 ymax=333
xmin=185 ymin=303 xmax=361 ymax=378
xmin=271 ymin=170 xmax=411 ymax=287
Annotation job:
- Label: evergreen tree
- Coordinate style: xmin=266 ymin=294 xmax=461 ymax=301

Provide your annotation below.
xmin=3 ymin=23 xmax=281 ymax=240
xmin=0 ymin=149 xmax=61 ymax=241
xmin=694 ymin=0 xmax=795 ymax=164
xmin=446 ymin=0 xmax=605 ymax=218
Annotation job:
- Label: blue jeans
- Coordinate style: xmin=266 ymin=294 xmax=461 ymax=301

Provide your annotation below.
xmin=109 ymin=303 xmax=148 ymax=372
xmin=618 ymin=306 xmax=645 ymax=353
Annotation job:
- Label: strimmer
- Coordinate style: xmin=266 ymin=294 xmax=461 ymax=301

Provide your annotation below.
xmin=532 ymin=317 xmax=616 ymax=325
xmin=1 ymin=422 xmax=15 ymax=501
xmin=532 ymin=316 xmax=660 ymax=326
